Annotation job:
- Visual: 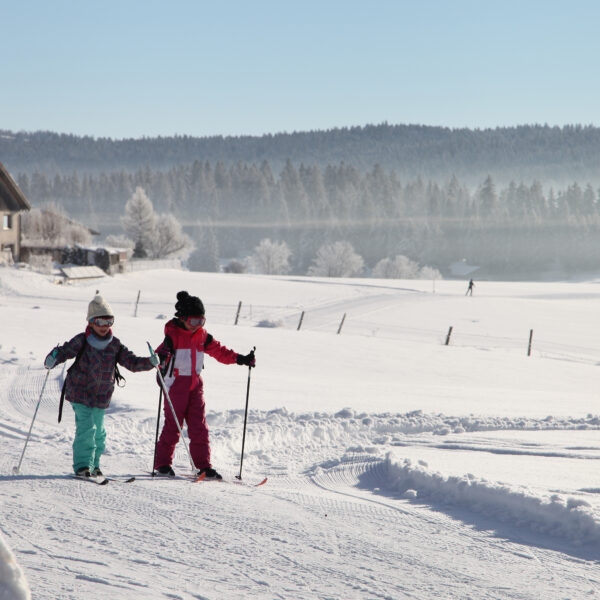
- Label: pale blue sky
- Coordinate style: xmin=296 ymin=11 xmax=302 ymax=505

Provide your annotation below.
xmin=2 ymin=0 xmax=599 ymax=139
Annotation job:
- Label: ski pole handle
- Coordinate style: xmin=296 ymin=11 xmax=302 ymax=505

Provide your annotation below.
xmin=147 ymin=342 xmax=160 ymax=369
xmin=147 ymin=342 xmax=160 ymax=368
xmin=248 ymin=346 xmax=256 ymax=369
xmin=44 ymin=348 xmax=59 ymax=370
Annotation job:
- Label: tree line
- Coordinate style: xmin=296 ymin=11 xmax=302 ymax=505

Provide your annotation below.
xmin=15 ymin=160 xmax=600 ymax=278
xmin=5 ymin=123 xmax=600 ymax=185
xmin=16 ymin=161 xmax=600 ymax=224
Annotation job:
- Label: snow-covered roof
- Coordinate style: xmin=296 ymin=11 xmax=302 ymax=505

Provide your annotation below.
xmin=59 ymin=265 xmax=106 ymax=280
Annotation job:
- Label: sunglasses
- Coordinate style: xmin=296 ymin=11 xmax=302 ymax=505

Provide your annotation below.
xmin=91 ymin=316 xmax=114 ymax=327
xmin=186 ymin=316 xmax=206 ymax=327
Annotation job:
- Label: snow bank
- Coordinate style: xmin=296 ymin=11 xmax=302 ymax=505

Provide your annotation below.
xmin=0 ymin=531 xmax=30 ymax=600
xmin=209 ymin=407 xmax=600 ymax=450
xmin=386 ymin=453 xmax=600 ymax=546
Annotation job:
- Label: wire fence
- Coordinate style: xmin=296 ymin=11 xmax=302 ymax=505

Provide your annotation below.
xmin=126 ymin=290 xmax=600 ymax=367
xmin=229 ymin=300 xmax=600 ymax=366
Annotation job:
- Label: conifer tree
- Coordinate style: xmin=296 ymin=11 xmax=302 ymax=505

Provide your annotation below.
xmin=121 ymin=187 xmax=156 ymax=258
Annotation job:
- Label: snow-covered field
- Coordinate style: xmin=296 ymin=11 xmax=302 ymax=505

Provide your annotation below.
xmin=1 ymin=266 xmax=600 ymax=599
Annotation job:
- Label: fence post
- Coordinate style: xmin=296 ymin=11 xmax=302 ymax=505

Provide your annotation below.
xmin=445 ymin=326 xmax=453 ymax=346
xmin=234 ymin=301 xmax=242 ymax=325
xmin=297 ymin=311 xmax=305 ymax=331
xmin=134 ymin=290 xmax=141 ymax=317
xmin=337 ymin=313 xmax=347 ymax=334
xmin=527 ymin=329 xmax=534 ymax=356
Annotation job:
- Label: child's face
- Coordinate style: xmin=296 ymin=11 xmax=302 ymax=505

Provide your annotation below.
xmin=182 ymin=315 xmax=205 ymax=333
xmin=90 ymin=316 xmax=113 ymax=337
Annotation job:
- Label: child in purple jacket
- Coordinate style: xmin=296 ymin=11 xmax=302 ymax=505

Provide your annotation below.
xmin=44 ymin=294 xmax=158 ymax=478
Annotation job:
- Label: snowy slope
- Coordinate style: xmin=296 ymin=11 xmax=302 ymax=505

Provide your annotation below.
xmin=1 ymin=267 xmax=600 ymax=599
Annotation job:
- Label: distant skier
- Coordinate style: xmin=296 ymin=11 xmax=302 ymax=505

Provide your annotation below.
xmin=43 ymin=294 xmax=159 ymax=479
xmin=466 ymin=279 xmax=475 ymax=296
xmin=153 ymin=291 xmax=256 ymax=480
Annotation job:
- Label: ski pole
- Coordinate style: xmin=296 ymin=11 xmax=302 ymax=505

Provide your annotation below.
xmin=13 ymin=368 xmax=52 ymax=475
xmin=147 ymin=342 xmax=196 ymax=474
xmin=236 ymin=347 xmax=255 ymax=481
xmin=151 ymin=388 xmax=163 ymax=476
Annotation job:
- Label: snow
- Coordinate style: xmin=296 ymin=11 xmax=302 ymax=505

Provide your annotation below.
xmin=0 ymin=530 xmax=30 ymax=600
xmin=1 ymin=266 xmax=600 ymax=599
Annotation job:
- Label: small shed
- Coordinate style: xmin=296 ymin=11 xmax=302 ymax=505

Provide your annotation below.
xmin=0 ymin=161 xmax=31 ymax=263
xmin=61 ymin=245 xmax=129 ymax=275
xmin=60 ymin=265 xmax=107 ymax=281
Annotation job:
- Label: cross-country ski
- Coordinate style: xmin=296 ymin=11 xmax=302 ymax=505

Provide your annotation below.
xmin=191 ymin=474 xmax=267 ymax=486
xmin=105 ymin=476 xmax=136 ymax=483
xmin=71 ymin=474 xmax=109 ymax=485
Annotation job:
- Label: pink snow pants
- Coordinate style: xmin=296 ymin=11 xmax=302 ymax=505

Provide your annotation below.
xmin=154 ymin=377 xmax=211 ymax=470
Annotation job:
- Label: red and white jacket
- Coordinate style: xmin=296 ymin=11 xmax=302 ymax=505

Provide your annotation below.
xmin=156 ymin=319 xmax=238 ymax=388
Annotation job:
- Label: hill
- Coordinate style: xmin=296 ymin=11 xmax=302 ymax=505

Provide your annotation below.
xmin=3 ymin=123 xmax=600 ymax=186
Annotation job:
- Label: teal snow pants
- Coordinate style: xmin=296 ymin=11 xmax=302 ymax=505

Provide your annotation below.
xmin=71 ymin=403 xmax=107 ymax=474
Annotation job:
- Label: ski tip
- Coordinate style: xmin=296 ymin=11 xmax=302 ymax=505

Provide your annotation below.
xmin=233 ymin=476 xmax=268 ymax=487
xmin=72 ymin=474 xmax=109 ymax=485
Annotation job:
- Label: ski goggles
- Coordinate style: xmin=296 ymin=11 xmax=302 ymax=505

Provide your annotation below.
xmin=90 ymin=316 xmax=114 ymax=327
xmin=185 ymin=316 xmax=206 ymax=327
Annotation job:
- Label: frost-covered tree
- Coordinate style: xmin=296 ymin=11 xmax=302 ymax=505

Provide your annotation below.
xmin=308 ymin=241 xmax=363 ymax=278
xmin=121 ymin=187 xmax=155 ymax=258
xmin=373 ymin=255 xmax=442 ymax=280
xmin=373 ymin=255 xmax=419 ymax=279
xmin=147 ymin=214 xmax=194 ymax=259
xmin=105 ymin=234 xmax=134 ymax=255
xmin=121 ymin=187 xmax=192 ymax=259
xmin=248 ymin=238 xmax=291 ymax=275
xmin=21 ymin=203 xmax=91 ymax=246
xmin=418 ymin=265 xmax=442 ymax=280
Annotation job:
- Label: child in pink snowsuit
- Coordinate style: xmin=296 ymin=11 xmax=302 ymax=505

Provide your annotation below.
xmin=153 ymin=291 xmax=255 ymax=479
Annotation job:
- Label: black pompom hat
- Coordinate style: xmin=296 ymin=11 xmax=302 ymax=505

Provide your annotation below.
xmin=175 ymin=291 xmax=205 ymax=318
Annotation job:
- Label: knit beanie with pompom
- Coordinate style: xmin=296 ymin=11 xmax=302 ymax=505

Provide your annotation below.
xmin=87 ymin=294 xmax=114 ymax=321
xmin=175 ymin=291 xmax=204 ymax=318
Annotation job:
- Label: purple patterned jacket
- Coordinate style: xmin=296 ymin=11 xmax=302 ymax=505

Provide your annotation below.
xmin=52 ymin=331 xmax=154 ymax=409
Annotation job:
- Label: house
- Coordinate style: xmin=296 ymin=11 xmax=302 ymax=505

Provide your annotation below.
xmin=19 ymin=209 xmax=130 ymax=275
xmin=0 ymin=165 xmax=129 ymax=275
xmin=19 ymin=209 xmax=101 ymax=265
xmin=0 ymin=161 xmax=31 ymax=263
xmin=20 ymin=241 xmax=130 ymax=277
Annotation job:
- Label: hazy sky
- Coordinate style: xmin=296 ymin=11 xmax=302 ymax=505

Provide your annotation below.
xmin=2 ymin=0 xmax=599 ymax=139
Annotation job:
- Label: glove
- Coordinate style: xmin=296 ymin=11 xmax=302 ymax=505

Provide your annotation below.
xmin=236 ymin=350 xmax=256 ymax=368
xmin=149 ymin=354 xmax=160 ymax=368
xmin=44 ymin=352 xmax=57 ymax=370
